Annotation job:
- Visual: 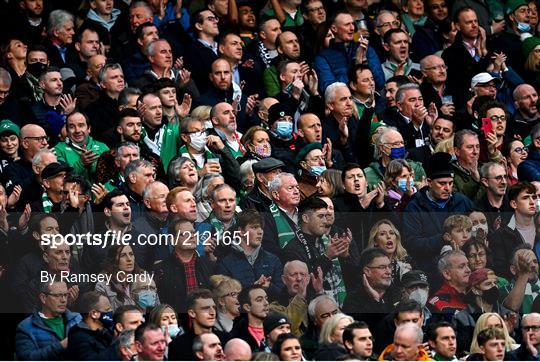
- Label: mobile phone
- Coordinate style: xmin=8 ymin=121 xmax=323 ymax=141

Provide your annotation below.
xmin=481 ymin=117 xmax=493 ymax=136
xmin=409 ymin=68 xmax=423 ymax=79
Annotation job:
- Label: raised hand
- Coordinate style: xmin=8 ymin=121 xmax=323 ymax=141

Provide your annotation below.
xmin=174 ymin=93 xmax=192 ymax=120
xmin=7 ymin=185 xmax=22 ymax=207
xmin=91 ymin=183 xmax=108 ymax=204
xmin=59 ymin=94 xmax=77 ymax=115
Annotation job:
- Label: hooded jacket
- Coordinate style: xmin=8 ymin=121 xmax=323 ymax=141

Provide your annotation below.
xmin=378 ymin=343 xmax=433 ymax=361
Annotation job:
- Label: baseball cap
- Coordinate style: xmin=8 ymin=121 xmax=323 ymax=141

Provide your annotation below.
xmin=0 ymin=120 xmax=20 ymax=137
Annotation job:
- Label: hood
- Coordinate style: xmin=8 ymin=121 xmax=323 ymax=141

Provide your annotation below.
xmin=87 ymin=8 xmax=121 ymax=30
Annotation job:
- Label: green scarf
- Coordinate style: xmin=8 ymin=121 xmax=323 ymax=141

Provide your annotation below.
xmin=42 ymin=192 xmax=53 ymax=214
xmin=207 ymin=211 xmax=236 ymax=235
xmin=179 ymin=145 xmax=217 ymax=170
xmin=269 ymin=202 xmax=296 ymax=248
xmin=319 ymin=235 xmax=347 ymax=307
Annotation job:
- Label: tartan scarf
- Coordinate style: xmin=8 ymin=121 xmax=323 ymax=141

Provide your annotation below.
xmin=269 ymin=202 xmax=296 ymax=248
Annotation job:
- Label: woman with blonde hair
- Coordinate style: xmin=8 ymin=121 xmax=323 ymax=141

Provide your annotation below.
xmin=210 ymin=275 xmax=242 ymax=333
xmin=315 ymin=313 xmax=354 ymax=360
xmin=191 ymin=105 xmax=212 ymax=127
xmin=367 ymin=219 xmax=412 ymax=283
xmin=467 ymin=313 xmax=516 ymax=355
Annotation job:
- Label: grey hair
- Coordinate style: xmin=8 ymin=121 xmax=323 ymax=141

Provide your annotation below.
xmin=142 ymin=181 xmax=167 ymax=200
xmin=210 ymin=183 xmax=236 ymax=202
xmin=513 ymin=84 xmax=536 ymax=101
xmin=453 ymin=129 xmax=478 ymax=150
xmin=145 ymin=39 xmax=168 ymax=57
xmin=98 ymin=63 xmax=123 ymax=83
xmin=375 ymin=10 xmax=397 ymax=25
xmin=374 ymin=126 xmax=400 ymax=160
xmin=124 ymin=159 xmax=153 ymax=179
xmin=395 ymin=322 xmax=423 ymax=344
xmin=419 ymin=55 xmax=444 ymax=71
xmin=168 ymin=156 xmax=194 ymax=187
xmin=479 ymin=161 xmax=504 ymax=179
xmin=119 ymin=87 xmax=142 ymax=108
xmin=130 ymin=1 xmax=153 ymax=16
xmin=0 ymin=67 xmax=12 ymax=86
xmin=117 ymin=329 xmax=135 ymax=348
xmin=32 ymin=149 xmax=56 ymax=167
xmin=48 ymin=10 xmax=74 ymax=37
xmin=267 ymin=172 xmax=295 ymax=193
xmin=194 ymin=173 xmax=224 ymax=202
xmin=438 ymin=250 xmax=466 ymax=274
xmin=283 ymin=260 xmax=308 ymax=275
xmin=240 ymin=160 xmax=257 ymax=184
xmin=395 ymin=83 xmax=420 ymax=103
xmin=115 ymin=142 xmax=140 ymax=162
xmin=324 ymin=82 xmax=348 ymax=103
xmin=308 ymin=294 xmax=338 ymax=321
xmin=180 ymin=117 xmax=203 ymax=134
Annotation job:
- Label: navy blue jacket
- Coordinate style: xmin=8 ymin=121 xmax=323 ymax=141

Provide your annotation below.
xmin=315 ymin=41 xmax=384 ymax=94
xmin=216 ymin=247 xmax=284 ymax=299
xmin=518 ymin=149 xmax=540 ymax=182
xmin=15 ymin=311 xmax=81 ymax=360
xmin=402 ymin=187 xmax=474 ymax=271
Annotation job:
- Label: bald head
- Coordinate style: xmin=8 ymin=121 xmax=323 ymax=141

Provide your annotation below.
xmin=513 ymin=84 xmax=538 ymax=117
xmin=224 ymin=338 xmax=252 ymax=361
xmin=20 ymin=124 xmax=48 ymax=160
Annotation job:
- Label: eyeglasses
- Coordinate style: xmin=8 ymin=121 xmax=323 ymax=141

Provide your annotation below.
xmin=205 ymin=16 xmax=219 ymax=22
xmin=513 ymin=146 xmax=529 ymax=154
xmin=307 ymin=6 xmax=325 ymax=13
xmin=377 ymin=20 xmax=400 ymax=28
xmin=24 ymin=136 xmax=49 ymax=143
xmin=523 ymin=325 xmax=540 ymax=331
xmin=319 ymin=309 xmax=339 ymax=319
xmin=47 ymin=292 xmax=69 ymax=299
xmin=424 ymin=64 xmax=448 ymax=71
xmin=383 ymin=141 xmax=405 ymax=147
xmin=186 ymin=130 xmax=208 ymax=137
xmin=488 ymin=175 xmax=508 ymax=182
xmin=490 ymin=115 xmax=506 ymax=122
xmin=366 ymin=264 xmax=392 ymax=271
xmin=468 ymin=251 xmax=486 ymax=259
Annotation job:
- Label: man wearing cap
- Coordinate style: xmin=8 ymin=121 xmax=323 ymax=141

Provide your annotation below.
xmin=267 ymin=103 xmax=296 ymax=173
xmin=32 ymin=162 xmax=73 ymax=213
xmin=0 ymin=119 xmax=20 ymax=176
xmin=491 ymin=0 xmax=532 ymax=74
xmin=3 ymin=124 xmax=49 ymax=210
xmin=454 ymin=268 xmax=508 ymax=353
xmin=400 ymin=270 xmax=432 ymax=325
xmin=263 ymin=312 xmax=291 ymax=351
xmin=403 ymin=152 xmax=474 ymax=274
xmin=470 ymin=73 xmax=500 ymax=100
xmin=54 ymin=111 xmax=109 ymax=183
xmin=239 ymin=157 xmax=284 ymax=213
xmin=296 ymin=142 xmax=325 ymax=200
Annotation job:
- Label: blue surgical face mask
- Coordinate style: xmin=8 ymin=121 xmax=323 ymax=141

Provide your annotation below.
xmin=389 ymin=146 xmax=406 ymax=160
xmin=99 ymin=311 xmax=114 ymax=329
xmin=275 ymin=121 xmax=293 ymax=139
xmin=310 ymin=165 xmax=326 ymax=176
xmin=517 ymin=22 xmax=531 ymax=33
xmin=397 ymin=178 xmax=414 ymax=192
xmin=167 ymin=324 xmax=181 ymax=338
xmin=138 ymin=290 xmax=157 ymax=309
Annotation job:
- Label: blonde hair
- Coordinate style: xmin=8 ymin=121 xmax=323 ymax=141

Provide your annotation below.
xmin=318 ymin=313 xmax=354 ymax=344
xmin=434 ymin=136 xmax=454 ymax=155
xmin=443 ymin=214 xmax=473 ymax=234
xmin=367 ymin=219 xmax=409 ymax=261
xmin=210 ymin=275 xmax=242 ymax=311
xmin=470 ymin=313 xmax=515 ymax=353
xmin=525 ymin=47 xmax=540 ymax=72
xmin=191 ymin=105 xmax=212 ymax=121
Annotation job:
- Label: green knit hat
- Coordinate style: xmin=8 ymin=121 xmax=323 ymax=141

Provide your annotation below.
xmin=523 ymin=36 xmax=540 ymax=58
xmin=506 ymin=0 xmax=528 ymax=14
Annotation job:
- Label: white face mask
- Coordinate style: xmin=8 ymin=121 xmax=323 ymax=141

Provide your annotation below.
xmin=471 ymin=223 xmax=489 ymax=239
xmin=204 ymin=120 xmax=213 ymax=130
xmin=190 ymin=133 xmax=207 ymax=151
xmin=536 ymin=198 xmax=540 ymax=213
xmin=409 ymin=288 xmax=428 ymax=308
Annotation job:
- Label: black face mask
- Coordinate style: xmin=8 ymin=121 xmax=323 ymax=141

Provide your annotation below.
xmin=27 ymin=62 xmax=47 ymax=78
xmin=482 ymin=286 xmax=499 ymax=304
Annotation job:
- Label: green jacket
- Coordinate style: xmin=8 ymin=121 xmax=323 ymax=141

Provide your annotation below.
xmin=54 ymin=136 xmax=109 ymax=182
xmin=142 ymin=122 xmax=181 ymax=172
xmin=450 ymin=161 xmax=482 ymax=201
xmin=263 ymin=7 xmax=304 ymax=28
xmin=263 ymin=65 xmax=280 ymax=97
xmin=364 ymin=159 xmax=426 ymax=190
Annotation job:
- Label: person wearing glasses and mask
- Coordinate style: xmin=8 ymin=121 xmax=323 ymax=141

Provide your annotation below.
xmin=15 ymin=281 xmax=82 ymax=360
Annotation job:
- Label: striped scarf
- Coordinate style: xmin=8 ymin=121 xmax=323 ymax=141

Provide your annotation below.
xmin=270 ymin=203 xmax=296 ymax=248
xmin=42 ymin=192 xmax=53 ymax=214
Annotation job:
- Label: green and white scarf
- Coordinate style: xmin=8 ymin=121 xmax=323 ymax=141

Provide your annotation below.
xmin=270 ymin=203 xmax=296 ymax=248
xmin=317 ymin=235 xmax=347 ymax=307
xmin=42 ymin=192 xmax=53 ymax=214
